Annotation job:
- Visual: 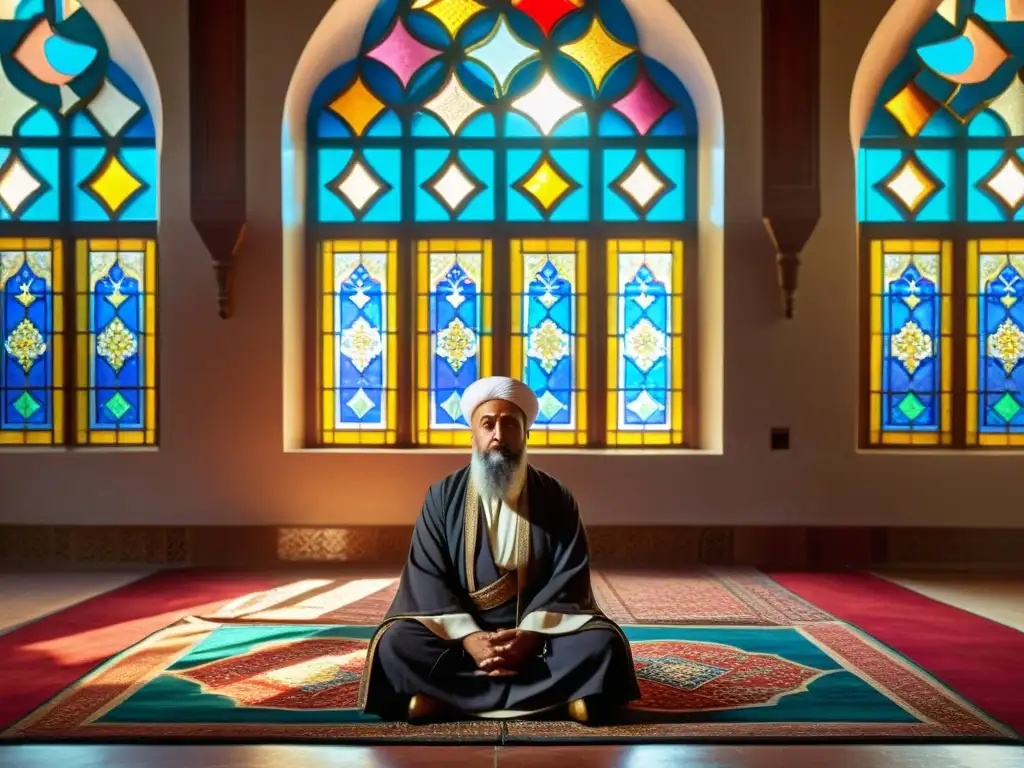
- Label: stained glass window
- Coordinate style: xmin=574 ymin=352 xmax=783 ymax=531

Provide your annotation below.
xmin=320 ymin=240 xmax=398 ymax=445
xmin=307 ymin=0 xmax=697 ymax=448
xmin=860 ymin=0 xmax=1024 ymax=449
xmin=607 ymin=240 xmax=683 ymax=446
xmin=416 ymin=240 xmax=493 ymax=446
xmin=0 ymin=1 xmax=158 ymax=446
xmin=511 ymin=239 xmax=586 ymax=446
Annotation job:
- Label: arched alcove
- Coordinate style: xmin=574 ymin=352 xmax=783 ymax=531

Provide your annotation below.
xmin=281 ymin=0 xmax=725 ymax=453
xmin=851 ymin=0 xmax=1024 ymax=450
xmin=0 ymin=0 xmax=162 ymax=447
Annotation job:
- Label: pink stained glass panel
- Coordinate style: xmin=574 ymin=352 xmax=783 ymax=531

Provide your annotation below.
xmin=611 ymin=73 xmax=673 ymax=135
xmin=366 ymin=20 xmax=441 ymax=87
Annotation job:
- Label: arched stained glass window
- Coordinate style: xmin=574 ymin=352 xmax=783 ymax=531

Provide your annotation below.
xmin=0 ymin=0 xmax=158 ymax=447
xmin=859 ymin=1 xmax=1024 ymax=449
xmin=308 ymin=0 xmax=696 ymax=448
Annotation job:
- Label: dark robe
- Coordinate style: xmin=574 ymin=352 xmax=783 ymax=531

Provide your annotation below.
xmin=359 ymin=464 xmax=640 ymax=719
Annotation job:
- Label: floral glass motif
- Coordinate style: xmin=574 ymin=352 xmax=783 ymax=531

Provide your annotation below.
xmin=607 ymin=240 xmax=683 ymax=446
xmin=868 ymin=241 xmax=952 ymax=446
xmin=511 ymin=240 xmax=587 ymax=446
xmin=968 ymin=240 xmax=1024 ymax=445
xmin=320 ymin=241 xmax=398 ymax=445
xmin=78 ymin=240 xmax=155 ymax=445
xmin=417 ymin=240 xmax=492 ymax=446
xmin=0 ymin=0 xmax=158 ymax=446
xmin=308 ymin=0 xmax=698 ymax=447
xmin=0 ymin=240 xmax=61 ymax=444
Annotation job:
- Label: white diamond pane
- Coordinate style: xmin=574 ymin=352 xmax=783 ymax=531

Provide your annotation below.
xmin=423 ymin=74 xmax=484 ymax=134
xmin=511 ymin=72 xmax=582 ymax=135
xmin=0 ymin=156 xmax=41 ymax=215
xmin=86 ymin=79 xmax=143 ymax=137
xmin=431 ymin=163 xmax=478 ymax=212
xmin=619 ymin=162 xmax=666 ymax=209
xmin=985 ymin=158 xmax=1024 ymax=211
xmin=887 ymin=166 xmax=929 ymax=211
xmin=337 ymin=162 xmax=382 ymax=212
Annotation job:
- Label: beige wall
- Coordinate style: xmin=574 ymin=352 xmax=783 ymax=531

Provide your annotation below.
xmin=2 ymin=0 xmax=1017 ymax=529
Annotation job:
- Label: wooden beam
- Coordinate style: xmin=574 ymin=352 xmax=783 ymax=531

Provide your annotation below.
xmin=762 ymin=0 xmax=821 ymax=319
xmin=189 ymin=0 xmax=247 ymax=319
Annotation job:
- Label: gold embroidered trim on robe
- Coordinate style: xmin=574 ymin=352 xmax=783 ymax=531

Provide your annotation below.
xmin=469 ymin=570 xmax=518 ymax=611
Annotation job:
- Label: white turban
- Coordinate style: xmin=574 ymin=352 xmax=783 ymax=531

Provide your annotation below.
xmin=460 ymin=376 xmax=539 ymax=428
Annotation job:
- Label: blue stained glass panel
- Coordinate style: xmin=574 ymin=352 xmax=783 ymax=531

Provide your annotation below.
xmin=522 ymin=254 xmax=577 ymax=427
xmin=317 ymin=111 xmax=352 ymax=139
xmin=366 ymin=111 xmax=402 ymax=138
xmin=1 ymin=249 xmax=54 ymax=432
xmin=967 ymin=111 xmax=1006 ymax=138
xmin=89 ymin=253 xmax=146 ymax=430
xmin=71 ymin=112 xmax=103 ymax=138
xmin=976 ymin=257 xmax=1024 ymax=434
xmin=429 ymin=251 xmax=484 ymax=428
xmin=71 ymin=147 xmax=156 ymax=222
xmin=880 ymin=254 xmax=942 ymax=434
xmin=603 ymin=149 xmax=640 ymax=222
xmin=335 ymin=254 xmax=389 ymax=428
xmin=603 ymin=149 xmax=685 ymax=222
xmin=617 ymin=256 xmax=673 ymax=429
xmin=913 ymin=149 xmax=954 ymax=222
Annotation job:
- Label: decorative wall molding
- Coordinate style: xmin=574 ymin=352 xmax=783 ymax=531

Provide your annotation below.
xmin=0 ymin=525 xmax=1021 ymax=571
xmin=762 ymin=0 xmax=821 ymax=318
xmin=189 ymin=0 xmax=247 ymax=319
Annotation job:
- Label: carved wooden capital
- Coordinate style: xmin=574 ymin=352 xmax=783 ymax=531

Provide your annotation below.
xmin=189 ymin=0 xmax=246 ymax=319
xmin=762 ymin=0 xmax=821 ymax=319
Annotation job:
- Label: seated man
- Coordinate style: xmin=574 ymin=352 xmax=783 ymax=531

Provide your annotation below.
xmin=359 ymin=376 xmax=639 ymax=724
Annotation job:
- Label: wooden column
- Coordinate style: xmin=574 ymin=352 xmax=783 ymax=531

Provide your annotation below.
xmin=762 ymin=0 xmax=821 ymax=319
xmin=189 ymin=0 xmax=247 ymax=319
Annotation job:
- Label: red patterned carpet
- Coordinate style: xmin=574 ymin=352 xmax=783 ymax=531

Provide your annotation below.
xmin=0 ymin=567 xmax=1020 ymax=743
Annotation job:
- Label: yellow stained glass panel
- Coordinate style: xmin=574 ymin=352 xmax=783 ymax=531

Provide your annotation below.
xmin=0 ymin=238 xmax=63 ymax=445
xmin=867 ymin=240 xmax=952 ymax=447
xmin=884 ymin=82 xmax=939 ymax=138
xmin=418 ymin=0 xmax=485 ymax=37
xmin=606 ymin=239 xmax=684 ymax=447
xmin=967 ymin=239 xmax=1024 ymax=447
xmin=511 ymin=239 xmax=587 ymax=447
xmin=75 ymin=239 xmax=157 ymax=446
xmin=320 ymin=240 xmax=398 ymax=446
xmin=416 ymin=240 xmax=493 ymax=446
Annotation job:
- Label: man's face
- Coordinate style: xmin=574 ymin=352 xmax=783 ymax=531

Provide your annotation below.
xmin=471 ymin=399 xmax=526 ymax=459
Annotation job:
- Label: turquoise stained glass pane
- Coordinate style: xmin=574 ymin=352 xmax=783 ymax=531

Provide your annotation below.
xmin=0 ymin=249 xmax=54 ymax=434
xmin=415 ymin=149 xmax=493 ymax=222
xmin=71 ymin=112 xmax=103 ymax=138
xmin=968 ymin=149 xmax=1024 ymax=222
xmin=879 ymin=252 xmax=943 ymax=434
xmin=967 ymin=111 xmax=1007 ymax=138
xmin=913 ymin=149 xmax=954 ymax=222
xmin=334 ymin=251 xmax=390 ymax=428
xmin=71 ymin=147 xmax=155 ymax=222
xmin=976 ymin=254 xmax=1024 ymax=435
xmin=603 ymin=148 xmax=684 ymax=222
xmin=859 ymin=149 xmax=952 ymax=223
xmin=317 ymin=148 xmax=401 ymax=223
xmin=0 ymin=148 xmax=59 ymax=222
xmin=17 ymin=107 xmax=60 ymax=137
xmin=507 ymin=149 xmax=588 ymax=222
xmin=89 ymin=251 xmax=147 ymax=431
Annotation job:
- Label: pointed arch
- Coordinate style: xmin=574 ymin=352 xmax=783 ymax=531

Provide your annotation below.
xmin=0 ymin=0 xmax=161 ymax=447
xmin=282 ymin=0 xmax=724 ymax=452
xmin=853 ymin=0 xmax=1024 ymax=449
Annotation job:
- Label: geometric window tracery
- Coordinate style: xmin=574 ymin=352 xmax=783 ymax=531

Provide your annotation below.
xmin=0 ymin=1 xmax=158 ymax=446
xmin=309 ymin=0 xmax=697 ymax=448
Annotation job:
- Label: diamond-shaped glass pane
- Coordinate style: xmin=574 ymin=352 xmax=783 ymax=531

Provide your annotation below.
xmin=883 ymin=157 xmax=939 ymax=215
xmin=510 ymin=72 xmax=582 ymax=135
xmin=558 ymin=16 xmax=634 ymax=90
xmin=334 ymin=160 xmax=387 ymax=213
xmin=466 ymin=15 xmax=539 ymax=95
xmin=884 ymin=82 xmax=939 ymax=138
xmin=428 ymin=160 xmax=481 ymax=214
xmin=0 ymin=155 xmax=43 ymax=217
xmin=84 ymin=154 xmax=145 ymax=217
xmin=518 ymin=155 xmax=576 ymax=211
xmin=329 ymin=77 xmax=387 ymax=135
xmin=423 ymin=73 xmax=485 ymax=134
xmin=418 ymin=0 xmax=485 ymax=37
xmin=617 ymin=160 xmax=668 ymax=210
xmin=983 ymin=155 xmax=1024 ymax=214
xmin=366 ymin=20 xmax=440 ymax=87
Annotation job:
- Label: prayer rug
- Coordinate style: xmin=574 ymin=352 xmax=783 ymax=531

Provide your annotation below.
xmin=3 ymin=618 xmax=1016 ymax=744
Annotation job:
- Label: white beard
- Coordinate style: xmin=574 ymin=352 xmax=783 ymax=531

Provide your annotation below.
xmin=471 ymin=444 xmax=527 ymax=501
